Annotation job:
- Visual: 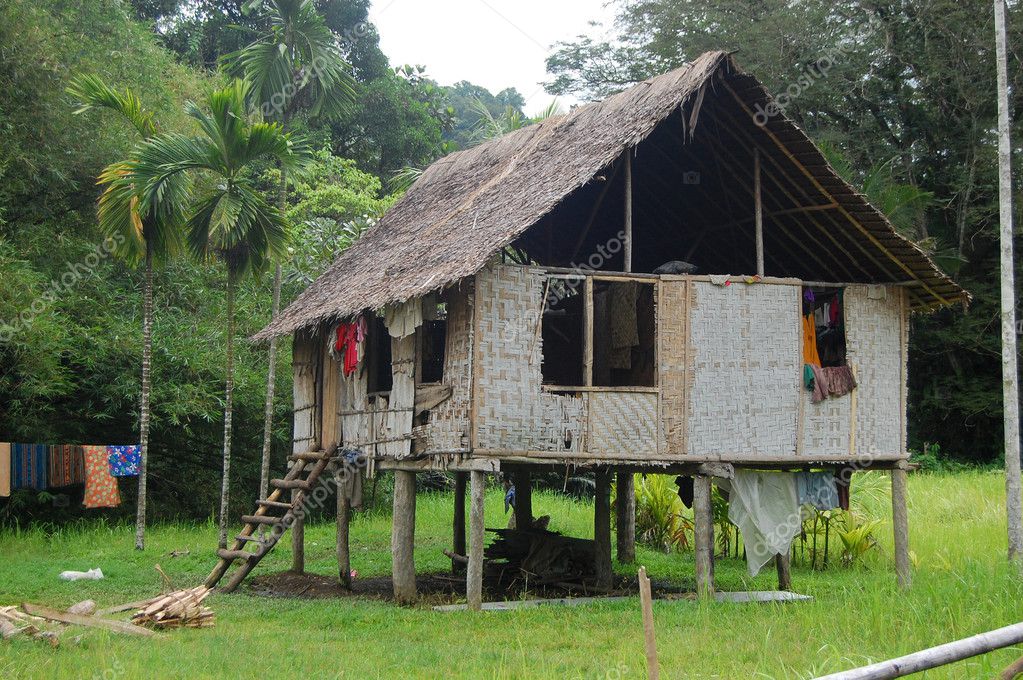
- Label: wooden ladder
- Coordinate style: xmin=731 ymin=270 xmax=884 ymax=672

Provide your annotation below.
xmin=204 ymin=443 xmax=340 ymax=593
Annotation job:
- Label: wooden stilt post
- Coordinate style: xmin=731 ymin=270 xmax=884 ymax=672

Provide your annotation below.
xmin=892 ymin=467 xmax=912 ymax=589
xmin=336 ymin=470 xmax=351 ymax=590
xmin=693 ymin=475 xmax=715 ymax=598
xmin=616 ymin=471 xmax=636 ymax=563
xmin=291 ymin=488 xmax=304 ymax=574
xmin=391 ymin=470 xmax=417 ymax=603
xmin=775 ymin=553 xmax=792 ymax=591
xmin=754 ymin=148 xmax=765 ymax=277
xmin=467 ymin=470 xmax=486 ymax=611
xmin=453 ymin=471 xmax=467 ymax=573
xmin=594 ymin=468 xmax=613 ymax=591
xmin=512 ymin=469 xmax=532 ymax=529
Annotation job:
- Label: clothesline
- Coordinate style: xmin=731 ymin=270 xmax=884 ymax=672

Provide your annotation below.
xmin=1 ymin=443 xmax=140 ymax=509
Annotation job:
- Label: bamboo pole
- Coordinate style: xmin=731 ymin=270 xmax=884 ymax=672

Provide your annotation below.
xmin=624 ymin=151 xmax=633 ymax=272
xmin=754 ymin=148 xmax=765 ymax=276
xmin=638 ymin=566 xmax=660 ymax=680
xmin=812 ymin=621 xmax=1023 ymax=679
xmin=994 ymin=0 xmax=1023 ymax=562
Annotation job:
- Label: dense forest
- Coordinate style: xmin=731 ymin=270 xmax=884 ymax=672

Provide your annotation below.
xmin=1 ymin=0 xmax=1020 ymax=525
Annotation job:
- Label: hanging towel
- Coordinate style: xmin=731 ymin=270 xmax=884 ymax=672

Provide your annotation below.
xmin=728 ymin=471 xmax=802 ymax=577
xmin=50 ymin=444 xmax=85 ymax=488
xmin=83 ymin=445 xmax=120 ymax=508
xmin=0 ymin=443 xmax=10 ymax=497
xmin=12 ymin=444 xmax=48 ymax=491
xmin=802 ymin=314 xmax=821 ymax=366
xmin=107 ymin=445 xmax=141 ymax=477
xmin=796 ymin=471 xmax=840 ymax=510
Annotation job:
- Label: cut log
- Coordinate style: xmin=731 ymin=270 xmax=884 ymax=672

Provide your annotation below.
xmin=217 ymin=548 xmax=254 ymax=561
xmin=241 ymin=515 xmax=282 ymax=526
xmin=271 ymin=479 xmax=311 ymax=491
xmin=21 ymin=603 xmax=158 ymax=637
xmin=257 ymin=500 xmax=292 ymax=510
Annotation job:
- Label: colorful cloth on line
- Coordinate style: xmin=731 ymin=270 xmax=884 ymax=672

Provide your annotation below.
xmin=83 ymin=445 xmax=120 ymax=508
xmin=806 ymin=364 xmax=858 ymax=403
xmin=12 ymin=444 xmax=48 ymax=490
xmin=49 ymin=444 xmax=86 ymax=487
xmin=802 ymin=314 xmax=821 ymax=366
xmin=107 ymin=445 xmax=141 ymax=477
xmin=0 ymin=443 xmax=10 ymax=498
xmin=333 ymin=316 xmax=368 ymax=377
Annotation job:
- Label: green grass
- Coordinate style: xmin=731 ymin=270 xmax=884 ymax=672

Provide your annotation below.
xmin=1 ymin=471 xmax=1022 ymax=678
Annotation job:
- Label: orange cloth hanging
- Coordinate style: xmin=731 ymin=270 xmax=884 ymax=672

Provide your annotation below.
xmin=802 ymin=314 xmax=821 ymax=366
xmin=83 ymin=445 xmax=120 ymax=509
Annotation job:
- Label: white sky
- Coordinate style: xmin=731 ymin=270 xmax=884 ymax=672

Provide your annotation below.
xmin=368 ymin=0 xmax=617 ymax=115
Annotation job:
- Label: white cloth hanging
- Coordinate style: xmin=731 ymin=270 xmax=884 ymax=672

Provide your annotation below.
xmin=727 ymin=471 xmax=802 ymax=577
xmin=383 ymin=298 xmax=423 ymax=339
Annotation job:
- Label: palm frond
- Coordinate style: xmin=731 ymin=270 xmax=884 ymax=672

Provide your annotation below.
xmin=67 ymin=74 xmax=157 ymax=139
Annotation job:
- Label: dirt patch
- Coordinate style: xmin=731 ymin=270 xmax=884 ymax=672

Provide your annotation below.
xmin=245 ymin=570 xmax=690 ymax=605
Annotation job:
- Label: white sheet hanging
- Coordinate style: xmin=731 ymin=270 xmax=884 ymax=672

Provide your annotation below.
xmin=383 ymin=298 xmax=423 ymax=339
xmin=727 ymin=471 xmax=802 ymax=577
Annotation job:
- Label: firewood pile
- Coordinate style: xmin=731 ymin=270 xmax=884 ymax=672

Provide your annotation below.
xmin=484 ymin=528 xmax=598 ymax=593
xmin=131 ymin=586 xmax=214 ymax=629
xmin=0 ymin=606 xmax=59 ymax=647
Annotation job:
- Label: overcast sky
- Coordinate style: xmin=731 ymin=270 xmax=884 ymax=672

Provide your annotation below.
xmin=367 ymin=0 xmax=617 ymax=115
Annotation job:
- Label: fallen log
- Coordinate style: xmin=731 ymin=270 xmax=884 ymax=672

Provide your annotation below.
xmin=21 ymin=603 xmax=158 ymax=638
xmin=813 ymin=621 xmax=1023 ymax=679
xmin=67 ymin=600 xmax=96 ymax=616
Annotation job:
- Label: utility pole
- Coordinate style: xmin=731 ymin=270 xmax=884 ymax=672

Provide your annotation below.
xmin=994 ymin=0 xmax=1023 ymax=561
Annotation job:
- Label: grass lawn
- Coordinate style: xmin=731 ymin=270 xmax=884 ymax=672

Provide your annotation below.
xmin=1 ymin=470 xmax=1022 ymax=678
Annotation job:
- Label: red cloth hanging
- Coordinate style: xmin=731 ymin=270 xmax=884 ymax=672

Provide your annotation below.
xmin=335 ymin=316 xmax=367 ymax=377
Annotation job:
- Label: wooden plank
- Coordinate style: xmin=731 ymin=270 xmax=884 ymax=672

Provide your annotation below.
xmin=21 ymin=603 xmax=159 ymax=638
xmin=638 ymin=566 xmax=660 ymax=680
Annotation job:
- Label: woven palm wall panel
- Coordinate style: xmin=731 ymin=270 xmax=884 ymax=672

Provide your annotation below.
xmin=845 ymin=285 xmax=904 ymax=456
xmin=587 ymin=391 xmax=658 ymax=456
xmin=801 ymin=391 xmax=852 ymax=456
xmin=474 ymin=264 xmax=585 ymax=452
xmin=292 ymin=330 xmax=319 ymax=454
xmin=686 ymin=281 xmax=801 ymax=456
xmin=422 ymin=285 xmax=474 ymax=451
xmin=658 ymin=279 xmax=690 ymax=454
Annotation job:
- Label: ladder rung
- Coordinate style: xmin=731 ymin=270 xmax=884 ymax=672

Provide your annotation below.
xmin=236 ymin=534 xmax=269 ymax=544
xmin=289 ymin=451 xmax=329 ymax=462
xmin=272 ymin=479 xmax=311 ymax=491
xmin=241 ymin=514 xmax=282 ymax=526
xmin=257 ymin=500 xmax=292 ymax=510
xmin=217 ymin=549 xmax=255 ymax=562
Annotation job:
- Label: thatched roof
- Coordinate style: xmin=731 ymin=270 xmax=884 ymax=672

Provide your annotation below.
xmin=255 ymin=51 xmax=966 ymax=340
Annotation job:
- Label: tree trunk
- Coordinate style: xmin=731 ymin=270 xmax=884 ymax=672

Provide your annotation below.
xmin=259 ymin=165 xmax=287 ymax=504
xmin=467 ymin=470 xmax=486 ymax=610
xmin=218 ymin=275 xmax=236 ymax=551
xmin=337 ymin=469 xmax=351 ymax=589
xmin=616 ymin=471 xmax=636 ymax=564
xmin=391 ymin=470 xmax=417 ymax=603
xmin=134 ymin=246 xmax=153 ymax=551
xmin=594 ymin=469 xmax=613 ymax=591
xmin=453 ymin=471 xmax=466 ymax=573
xmin=994 ymin=0 xmax=1023 ymax=562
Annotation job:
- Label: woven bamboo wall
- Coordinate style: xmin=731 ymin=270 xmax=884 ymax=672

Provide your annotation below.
xmin=686 ymin=281 xmax=801 ymax=456
xmin=421 ymin=285 xmax=474 ymax=451
xmin=846 ymin=285 xmax=904 ymax=455
xmin=588 ymin=392 xmax=658 ymax=456
xmin=658 ymin=279 xmax=690 ymax=454
xmin=292 ymin=330 xmax=319 ymax=454
xmin=474 ymin=264 xmax=586 ymax=452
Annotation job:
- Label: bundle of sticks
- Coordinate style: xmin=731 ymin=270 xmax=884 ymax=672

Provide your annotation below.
xmin=131 ymin=586 xmax=214 ymax=629
xmin=0 ymin=606 xmax=59 ymax=647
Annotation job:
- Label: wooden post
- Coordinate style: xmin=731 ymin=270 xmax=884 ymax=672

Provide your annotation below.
xmin=594 ymin=468 xmax=613 ymax=591
xmin=391 ymin=470 xmax=417 ymax=603
xmin=583 ymin=276 xmax=594 ymax=386
xmin=994 ymin=0 xmax=1023 ymax=563
xmin=616 ymin=471 xmax=636 ymax=563
xmin=291 ymin=488 xmax=305 ymax=574
xmin=754 ymin=148 xmax=765 ymax=277
xmin=891 ymin=467 xmax=912 ymax=589
xmin=693 ymin=475 xmax=715 ymax=598
xmin=336 ymin=470 xmax=351 ymax=590
xmin=512 ymin=469 xmax=532 ymax=529
xmin=775 ymin=553 xmax=792 ymax=591
xmin=453 ymin=471 xmax=467 ymax=572
xmin=624 ymin=151 xmax=633 ymax=272
xmin=467 ymin=470 xmax=486 ymax=611
xmin=638 ymin=566 xmax=660 ymax=680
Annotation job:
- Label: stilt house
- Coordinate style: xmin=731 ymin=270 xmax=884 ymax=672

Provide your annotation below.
xmin=210 ymin=51 xmax=968 ymax=603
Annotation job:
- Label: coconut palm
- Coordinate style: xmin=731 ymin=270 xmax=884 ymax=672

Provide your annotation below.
xmin=118 ymin=79 xmax=305 ymax=548
xmin=224 ymin=0 xmax=355 ymax=509
xmin=67 ymin=74 xmax=185 ymax=551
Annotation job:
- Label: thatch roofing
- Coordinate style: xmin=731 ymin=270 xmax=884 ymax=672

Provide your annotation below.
xmin=255 ymin=51 xmax=967 ymax=340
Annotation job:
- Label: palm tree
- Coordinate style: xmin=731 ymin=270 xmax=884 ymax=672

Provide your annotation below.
xmin=118 ymin=80 xmax=305 ymax=548
xmin=67 ymin=75 xmax=185 ymax=551
xmin=224 ymin=0 xmax=355 ymax=509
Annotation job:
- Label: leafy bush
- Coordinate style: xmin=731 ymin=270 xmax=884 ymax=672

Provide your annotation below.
xmin=631 ymin=474 xmax=692 ymax=553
